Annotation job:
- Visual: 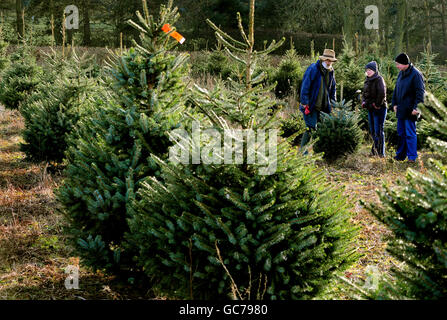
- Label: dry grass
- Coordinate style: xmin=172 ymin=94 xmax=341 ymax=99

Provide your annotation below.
xmin=0 ymin=104 xmax=438 ymax=300
xmin=0 ymin=108 xmax=153 ymax=300
xmin=317 ymin=144 xmax=435 ymax=298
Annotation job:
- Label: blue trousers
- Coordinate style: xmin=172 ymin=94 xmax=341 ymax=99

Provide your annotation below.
xmin=300 ymin=109 xmax=321 ymax=150
xmin=396 ymin=118 xmax=417 ymax=161
xmin=368 ymin=108 xmax=387 ymax=156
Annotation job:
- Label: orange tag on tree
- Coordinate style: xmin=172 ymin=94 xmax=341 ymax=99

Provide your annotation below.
xmin=162 ymin=24 xmax=185 ymax=44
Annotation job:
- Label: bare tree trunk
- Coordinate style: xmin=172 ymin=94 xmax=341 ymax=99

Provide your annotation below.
xmin=424 ymin=0 xmax=432 ymax=47
xmin=82 ymin=0 xmax=91 ymax=46
xmin=405 ymin=1 xmax=409 ymax=51
xmin=343 ymin=0 xmax=353 ymax=45
xmin=442 ymin=0 xmax=447 ymax=45
xmin=394 ymin=0 xmax=406 ymax=55
xmin=16 ymin=0 xmax=24 ymax=40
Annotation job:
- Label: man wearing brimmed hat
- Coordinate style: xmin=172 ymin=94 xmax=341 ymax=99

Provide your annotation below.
xmin=299 ymin=49 xmax=337 ymax=151
xmin=392 ymin=52 xmax=425 ymax=162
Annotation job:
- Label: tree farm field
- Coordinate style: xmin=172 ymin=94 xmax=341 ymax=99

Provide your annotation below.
xmin=0 ymin=101 xmax=437 ymax=300
xmin=0 ymin=0 xmax=446 ymax=301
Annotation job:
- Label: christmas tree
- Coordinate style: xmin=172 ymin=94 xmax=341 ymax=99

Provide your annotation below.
xmin=127 ymin=0 xmax=359 ymax=299
xmin=366 ymin=93 xmax=447 ymax=299
xmin=20 ymin=49 xmax=101 ymax=163
xmin=57 ymin=0 xmax=189 ymax=274
xmin=0 ymin=43 xmax=41 ymax=110
xmin=0 ymin=24 xmax=8 ymax=72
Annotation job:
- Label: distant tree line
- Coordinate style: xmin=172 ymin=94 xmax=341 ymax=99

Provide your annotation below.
xmin=0 ymin=0 xmax=445 ymax=60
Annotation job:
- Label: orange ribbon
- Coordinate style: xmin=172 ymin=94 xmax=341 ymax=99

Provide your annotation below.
xmin=162 ymin=24 xmax=185 ymax=44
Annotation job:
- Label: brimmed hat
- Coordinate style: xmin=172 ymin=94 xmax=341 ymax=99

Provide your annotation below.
xmin=319 ymin=49 xmax=337 ymax=62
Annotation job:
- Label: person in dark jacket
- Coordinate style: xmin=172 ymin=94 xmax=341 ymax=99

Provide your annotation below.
xmin=299 ymin=49 xmax=337 ymax=151
xmin=362 ymin=61 xmax=387 ymax=157
xmin=392 ymin=53 xmax=425 ymax=162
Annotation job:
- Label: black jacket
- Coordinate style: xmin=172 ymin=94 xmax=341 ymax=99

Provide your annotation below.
xmin=391 ymin=64 xmax=425 ymax=120
xmin=362 ymin=73 xmax=387 ymax=111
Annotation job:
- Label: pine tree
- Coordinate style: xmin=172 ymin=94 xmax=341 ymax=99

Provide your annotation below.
xmin=20 ymin=49 xmax=101 ymax=163
xmin=127 ymin=0 xmax=359 ymax=299
xmin=0 ymin=43 xmax=41 ymax=109
xmin=366 ymin=93 xmax=447 ymax=299
xmin=57 ymin=0 xmax=189 ymax=274
xmin=312 ymin=100 xmax=364 ymax=161
xmin=0 ymin=24 xmax=8 ymax=72
xmin=336 ymin=36 xmax=364 ymax=103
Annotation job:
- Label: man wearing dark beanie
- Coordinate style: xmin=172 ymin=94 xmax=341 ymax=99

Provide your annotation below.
xmin=391 ymin=52 xmax=425 ymax=162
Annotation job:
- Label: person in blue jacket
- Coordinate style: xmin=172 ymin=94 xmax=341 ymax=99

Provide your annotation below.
xmin=299 ymin=49 xmax=337 ymax=151
xmin=392 ymin=53 xmax=425 ymax=162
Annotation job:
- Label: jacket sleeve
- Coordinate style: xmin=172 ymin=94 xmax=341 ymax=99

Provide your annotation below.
xmin=330 ymin=74 xmax=336 ymax=103
xmin=413 ymin=72 xmax=425 ymax=109
xmin=391 ymin=78 xmax=398 ymax=108
xmin=376 ymin=77 xmax=386 ymax=106
xmin=300 ymin=66 xmax=313 ymax=106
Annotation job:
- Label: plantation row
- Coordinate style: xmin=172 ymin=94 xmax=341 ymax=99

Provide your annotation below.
xmin=0 ymin=0 xmax=447 ymax=300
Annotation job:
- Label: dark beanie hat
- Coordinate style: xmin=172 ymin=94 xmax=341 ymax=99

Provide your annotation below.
xmin=365 ymin=61 xmax=378 ymax=72
xmin=395 ymin=53 xmax=410 ymax=65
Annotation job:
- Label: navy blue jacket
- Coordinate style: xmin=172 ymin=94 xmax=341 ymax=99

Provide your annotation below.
xmin=300 ymin=60 xmax=336 ymax=113
xmin=391 ymin=64 xmax=425 ymax=120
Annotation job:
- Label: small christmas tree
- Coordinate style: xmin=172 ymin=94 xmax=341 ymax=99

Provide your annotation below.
xmin=0 ymin=44 xmax=41 ymax=109
xmin=312 ymin=100 xmax=363 ymax=161
xmin=366 ymin=93 xmax=447 ymax=299
xmin=127 ymin=0 xmax=359 ymax=299
xmin=57 ymin=0 xmax=189 ymax=274
xmin=20 ymin=49 xmax=101 ymax=163
xmin=0 ymin=24 xmax=8 ymax=72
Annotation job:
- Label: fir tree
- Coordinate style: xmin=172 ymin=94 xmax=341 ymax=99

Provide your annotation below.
xmin=366 ymin=93 xmax=447 ymax=299
xmin=0 ymin=44 xmax=42 ymax=110
xmin=20 ymin=49 xmax=101 ymax=163
xmin=57 ymin=0 xmax=189 ymax=274
xmin=312 ymin=100 xmax=364 ymax=161
xmin=0 ymin=24 xmax=8 ymax=72
xmin=127 ymin=0 xmax=359 ymax=299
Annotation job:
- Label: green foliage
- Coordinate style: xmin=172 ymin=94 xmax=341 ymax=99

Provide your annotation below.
xmin=57 ymin=0 xmax=189 ymax=274
xmin=366 ymin=93 xmax=447 ymax=299
xmin=384 ymin=110 xmax=398 ymax=147
xmin=0 ymin=45 xmax=42 ymax=109
xmin=336 ymin=38 xmax=364 ymax=103
xmin=279 ymin=112 xmax=306 ymax=146
xmin=417 ymin=46 xmax=444 ymax=95
xmin=19 ymin=50 xmax=101 ymax=163
xmin=127 ymin=7 xmax=358 ymax=300
xmin=0 ymin=25 xmax=8 ymax=72
xmin=313 ymin=100 xmax=363 ymax=160
xmin=206 ymin=49 xmax=234 ymax=79
xmin=272 ymin=48 xmax=303 ymax=98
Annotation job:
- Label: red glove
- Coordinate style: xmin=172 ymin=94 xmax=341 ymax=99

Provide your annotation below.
xmin=303 ymin=105 xmax=310 ymax=115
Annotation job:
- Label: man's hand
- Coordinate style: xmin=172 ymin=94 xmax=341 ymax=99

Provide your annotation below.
xmin=412 ymin=108 xmax=420 ymax=116
xmin=394 ymin=105 xmax=397 ymax=113
xmin=303 ymin=105 xmax=311 ymax=115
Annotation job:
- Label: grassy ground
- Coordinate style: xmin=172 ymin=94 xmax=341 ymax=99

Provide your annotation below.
xmin=0 ymin=108 xmax=158 ymax=300
xmin=0 ymin=106 xmax=434 ymax=300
